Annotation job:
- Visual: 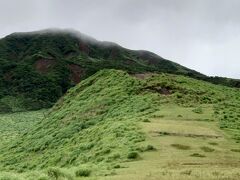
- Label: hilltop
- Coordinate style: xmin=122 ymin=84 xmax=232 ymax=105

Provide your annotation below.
xmin=0 ymin=69 xmax=239 ymax=179
xmin=0 ymin=29 xmax=239 ymax=112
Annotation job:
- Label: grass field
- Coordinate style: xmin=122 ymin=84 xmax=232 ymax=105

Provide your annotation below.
xmin=0 ymin=110 xmax=46 ymax=146
xmin=0 ymin=70 xmax=239 ymax=179
xmin=104 ymin=105 xmax=240 ymax=180
xmin=0 ymin=105 xmax=239 ymax=180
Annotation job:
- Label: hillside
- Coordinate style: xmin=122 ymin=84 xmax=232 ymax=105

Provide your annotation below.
xmin=0 ymin=69 xmax=239 ymax=179
xmin=0 ymin=29 xmax=239 ymax=112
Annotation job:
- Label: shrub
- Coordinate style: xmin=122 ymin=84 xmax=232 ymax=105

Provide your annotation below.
xmin=142 ymin=119 xmax=151 ymax=122
xmin=192 ymin=107 xmax=203 ymax=114
xmin=180 ymin=170 xmax=192 ymax=175
xmin=190 ymin=153 xmax=206 ymax=158
xmin=108 ymin=153 xmax=121 ymax=160
xmin=47 ymin=167 xmax=73 ymax=180
xmin=75 ymin=168 xmax=91 ymax=177
xmin=175 ymin=93 xmax=183 ymax=99
xmin=127 ymin=151 xmax=139 ymax=159
xmin=200 ymin=146 xmax=215 ymax=152
xmin=208 ymin=142 xmax=218 ymax=146
xmin=231 ymin=149 xmax=240 ymax=152
xmin=144 ymin=145 xmax=156 ymax=151
xmin=0 ymin=102 xmax=12 ymax=113
xmin=171 ymin=144 xmax=191 ymax=150
xmin=47 ymin=168 xmax=61 ymax=179
xmin=113 ymin=164 xmax=121 ymax=169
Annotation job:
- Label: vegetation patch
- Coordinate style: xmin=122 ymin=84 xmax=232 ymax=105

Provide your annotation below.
xmin=75 ymin=168 xmax=91 ymax=177
xmin=142 ymin=118 xmax=151 ymax=122
xmin=180 ymin=169 xmax=192 ymax=175
xmin=231 ymin=149 xmax=240 ymax=153
xmin=171 ymin=144 xmax=191 ymax=150
xmin=190 ymin=153 xmax=206 ymax=158
xmin=155 ymin=131 xmax=221 ymax=138
xmin=192 ymin=107 xmax=203 ymax=114
xmin=144 ymin=145 xmax=156 ymax=151
xmin=127 ymin=151 xmax=139 ymax=159
xmin=113 ymin=164 xmax=121 ymax=169
xmin=47 ymin=167 xmax=73 ymax=180
xmin=200 ymin=146 xmax=215 ymax=152
xmin=208 ymin=142 xmax=218 ymax=146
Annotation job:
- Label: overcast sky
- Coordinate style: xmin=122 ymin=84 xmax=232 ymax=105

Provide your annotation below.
xmin=0 ymin=0 xmax=239 ymax=78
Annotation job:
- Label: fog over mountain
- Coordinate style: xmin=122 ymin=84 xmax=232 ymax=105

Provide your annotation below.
xmin=0 ymin=0 xmax=239 ymax=78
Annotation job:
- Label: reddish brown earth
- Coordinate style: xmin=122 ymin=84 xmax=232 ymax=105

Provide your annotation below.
xmin=79 ymin=42 xmax=90 ymax=54
xmin=34 ymin=59 xmax=56 ymax=74
xmin=68 ymin=64 xmax=85 ymax=84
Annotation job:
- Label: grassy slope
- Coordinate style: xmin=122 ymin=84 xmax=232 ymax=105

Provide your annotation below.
xmin=0 ymin=69 xmax=239 ymax=179
xmin=0 ymin=110 xmax=46 ymax=147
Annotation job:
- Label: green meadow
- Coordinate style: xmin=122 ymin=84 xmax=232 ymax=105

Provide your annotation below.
xmin=0 ymin=69 xmax=239 ymax=179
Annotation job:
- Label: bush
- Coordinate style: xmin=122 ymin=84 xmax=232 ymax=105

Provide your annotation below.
xmin=75 ymin=168 xmax=91 ymax=177
xmin=47 ymin=167 xmax=73 ymax=180
xmin=180 ymin=170 xmax=192 ymax=175
xmin=47 ymin=168 xmax=61 ymax=179
xmin=192 ymin=107 xmax=203 ymax=114
xmin=127 ymin=151 xmax=139 ymax=159
xmin=200 ymin=146 xmax=214 ymax=152
xmin=113 ymin=164 xmax=121 ymax=169
xmin=175 ymin=93 xmax=183 ymax=99
xmin=190 ymin=153 xmax=206 ymax=158
xmin=231 ymin=149 xmax=240 ymax=152
xmin=142 ymin=118 xmax=151 ymax=122
xmin=208 ymin=142 xmax=218 ymax=146
xmin=171 ymin=144 xmax=191 ymax=150
xmin=0 ymin=102 xmax=12 ymax=113
xmin=144 ymin=145 xmax=156 ymax=151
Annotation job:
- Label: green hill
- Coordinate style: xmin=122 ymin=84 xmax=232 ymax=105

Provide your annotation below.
xmin=0 ymin=69 xmax=239 ymax=179
xmin=0 ymin=29 xmax=239 ymax=112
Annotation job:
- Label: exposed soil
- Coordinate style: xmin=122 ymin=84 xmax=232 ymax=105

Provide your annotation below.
xmin=34 ymin=59 xmax=56 ymax=74
xmin=68 ymin=64 xmax=85 ymax=84
xmin=79 ymin=42 xmax=90 ymax=54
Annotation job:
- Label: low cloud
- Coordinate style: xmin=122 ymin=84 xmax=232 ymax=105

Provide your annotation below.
xmin=0 ymin=0 xmax=239 ymax=78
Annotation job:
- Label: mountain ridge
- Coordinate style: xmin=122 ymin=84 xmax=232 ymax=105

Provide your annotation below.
xmin=0 ymin=29 xmax=239 ymax=112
